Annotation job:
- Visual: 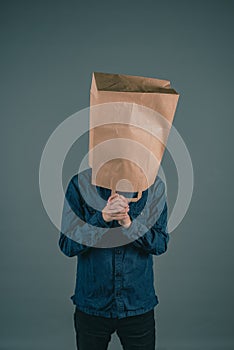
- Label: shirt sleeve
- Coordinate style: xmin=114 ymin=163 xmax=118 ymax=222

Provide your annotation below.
xmin=121 ymin=181 xmax=170 ymax=256
xmin=58 ymin=175 xmax=112 ymax=257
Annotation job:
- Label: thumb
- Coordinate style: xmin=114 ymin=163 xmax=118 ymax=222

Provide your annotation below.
xmin=108 ymin=193 xmax=119 ymax=202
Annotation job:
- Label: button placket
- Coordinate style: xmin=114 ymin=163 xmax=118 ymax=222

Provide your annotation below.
xmin=115 ymin=248 xmax=122 ymax=292
xmin=114 ymin=248 xmax=124 ymax=312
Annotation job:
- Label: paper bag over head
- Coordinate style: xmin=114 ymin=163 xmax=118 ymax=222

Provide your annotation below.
xmin=89 ymin=71 xmax=180 ymax=202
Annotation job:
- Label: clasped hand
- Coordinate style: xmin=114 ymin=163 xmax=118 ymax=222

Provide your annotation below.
xmin=102 ymin=193 xmax=132 ymax=228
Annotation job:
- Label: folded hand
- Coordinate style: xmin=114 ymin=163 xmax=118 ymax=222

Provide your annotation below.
xmin=102 ymin=193 xmax=132 ymax=228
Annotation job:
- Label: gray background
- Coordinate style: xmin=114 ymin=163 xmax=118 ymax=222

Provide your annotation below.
xmin=1 ymin=0 xmax=233 ymax=349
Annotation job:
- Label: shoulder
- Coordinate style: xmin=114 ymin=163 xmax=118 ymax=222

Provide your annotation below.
xmin=64 ymin=168 xmax=92 ymax=205
xmin=68 ymin=168 xmax=92 ymax=189
xmin=153 ymin=174 xmax=167 ymax=196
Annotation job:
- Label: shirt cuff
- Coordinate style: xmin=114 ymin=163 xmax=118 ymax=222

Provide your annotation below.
xmin=121 ymin=218 xmax=149 ymax=241
xmin=88 ymin=210 xmax=112 ymax=229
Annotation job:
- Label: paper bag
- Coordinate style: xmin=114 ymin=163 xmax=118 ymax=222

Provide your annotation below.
xmin=89 ymin=71 xmax=179 ymax=202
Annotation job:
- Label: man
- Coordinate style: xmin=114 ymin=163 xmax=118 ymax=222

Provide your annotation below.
xmin=59 ymin=167 xmax=169 ymax=350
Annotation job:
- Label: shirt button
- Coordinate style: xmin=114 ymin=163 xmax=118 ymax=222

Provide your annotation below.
xmin=116 ymin=291 xmax=121 ymax=296
xmin=116 ymin=249 xmax=121 ymax=254
xmin=116 ymin=272 xmax=121 ymax=277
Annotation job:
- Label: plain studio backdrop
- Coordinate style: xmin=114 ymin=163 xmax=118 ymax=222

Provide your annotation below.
xmin=1 ymin=1 xmax=233 ymax=349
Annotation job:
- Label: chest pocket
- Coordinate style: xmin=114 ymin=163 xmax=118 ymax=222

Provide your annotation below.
xmin=130 ymin=201 xmax=147 ymax=219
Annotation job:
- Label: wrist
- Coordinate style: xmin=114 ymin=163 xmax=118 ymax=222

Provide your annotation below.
xmin=102 ymin=211 xmax=108 ymax=222
xmin=122 ymin=220 xmax=132 ymax=229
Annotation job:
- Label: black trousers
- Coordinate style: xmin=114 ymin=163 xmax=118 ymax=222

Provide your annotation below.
xmin=73 ymin=307 xmax=156 ymax=350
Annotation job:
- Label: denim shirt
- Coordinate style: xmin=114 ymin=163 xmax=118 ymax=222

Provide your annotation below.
xmin=58 ymin=167 xmax=170 ymax=319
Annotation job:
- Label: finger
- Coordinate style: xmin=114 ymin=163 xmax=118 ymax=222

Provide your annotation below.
xmin=109 ymin=196 xmax=129 ymax=207
xmin=118 ymin=194 xmax=129 ymax=204
xmin=111 ymin=213 xmax=129 ymax=220
xmin=108 ymin=208 xmax=128 ymax=215
xmin=108 ymin=208 xmax=125 ymax=214
xmin=108 ymin=203 xmax=129 ymax=212
xmin=107 ymin=197 xmax=121 ymax=206
xmin=118 ymin=195 xmax=130 ymax=206
xmin=104 ymin=203 xmax=129 ymax=212
xmin=107 ymin=206 xmax=129 ymax=214
xmin=107 ymin=193 xmax=119 ymax=202
xmin=108 ymin=196 xmax=120 ymax=203
xmin=109 ymin=194 xmax=129 ymax=204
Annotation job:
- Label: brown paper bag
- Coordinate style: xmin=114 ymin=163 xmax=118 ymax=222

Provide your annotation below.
xmin=89 ymin=71 xmax=179 ymax=202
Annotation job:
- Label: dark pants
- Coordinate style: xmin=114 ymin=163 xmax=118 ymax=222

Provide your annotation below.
xmin=73 ymin=307 xmax=156 ymax=350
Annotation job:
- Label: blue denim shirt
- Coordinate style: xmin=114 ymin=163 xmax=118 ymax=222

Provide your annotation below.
xmin=58 ymin=167 xmax=170 ymax=319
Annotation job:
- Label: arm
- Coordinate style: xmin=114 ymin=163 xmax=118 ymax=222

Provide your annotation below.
xmin=58 ymin=175 xmax=112 ymax=257
xmin=121 ymin=181 xmax=170 ymax=256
